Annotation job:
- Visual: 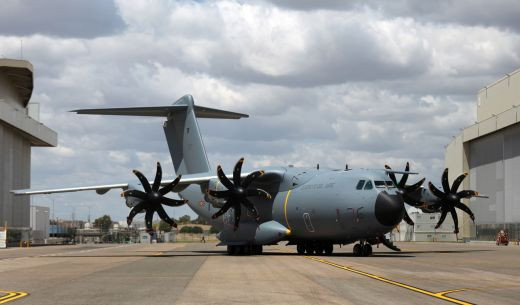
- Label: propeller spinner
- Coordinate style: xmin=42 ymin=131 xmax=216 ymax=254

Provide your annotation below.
xmin=428 ymin=168 xmax=478 ymax=234
xmin=123 ymin=162 xmax=187 ymax=233
xmin=208 ymin=158 xmax=272 ymax=230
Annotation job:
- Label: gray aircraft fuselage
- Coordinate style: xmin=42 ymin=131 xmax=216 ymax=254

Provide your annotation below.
xmin=181 ymin=166 xmax=404 ymax=246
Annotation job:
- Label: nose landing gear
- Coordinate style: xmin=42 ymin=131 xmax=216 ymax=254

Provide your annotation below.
xmin=353 ymin=242 xmax=372 ymax=257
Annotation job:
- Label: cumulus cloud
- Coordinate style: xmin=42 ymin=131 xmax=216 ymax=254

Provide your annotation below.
xmin=4 ymin=0 xmax=519 ymax=221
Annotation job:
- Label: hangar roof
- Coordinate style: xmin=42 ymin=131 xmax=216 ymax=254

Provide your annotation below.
xmin=0 ymin=59 xmax=33 ymax=107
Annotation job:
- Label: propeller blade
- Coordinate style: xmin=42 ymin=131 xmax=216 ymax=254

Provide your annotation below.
xmin=405 ymin=178 xmax=425 ymax=193
xmin=233 ymin=157 xmax=244 ymax=186
xmin=144 ymin=209 xmax=154 ymax=232
xmin=133 ymin=169 xmax=152 ymax=193
xmin=435 ymin=209 xmax=448 ymax=229
xmin=403 ymin=210 xmax=414 ymax=226
xmin=457 ymin=190 xmax=478 ymax=199
xmin=441 ymin=168 xmax=450 ymax=194
xmin=241 ymin=198 xmax=259 ymax=219
xmin=152 ymin=162 xmax=162 ymax=192
xmin=212 ymin=201 xmax=232 ymax=219
xmin=156 ymin=205 xmax=177 ymax=228
xmin=161 ymin=197 xmax=188 ymax=207
xmin=380 ymin=235 xmax=401 ymax=252
xmin=399 ymin=162 xmax=410 ymax=188
xmin=123 ymin=189 xmax=148 ymax=200
xmin=127 ymin=201 xmax=146 ymax=226
xmin=217 ymin=165 xmax=235 ymax=190
xmin=450 ymin=207 xmax=459 ymax=234
xmin=455 ymin=201 xmax=475 ymax=222
xmin=246 ymin=188 xmax=272 ymax=200
xmin=451 ymin=173 xmax=467 ymax=193
xmin=242 ymin=170 xmax=264 ymax=188
xmin=384 ymin=165 xmax=398 ymax=186
xmin=233 ymin=205 xmax=241 ymax=231
xmin=428 ymin=182 xmax=446 ymax=199
xmin=159 ymin=175 xmax=182 ymax=196
xmin=208 ymin=190 xmax=230 ymax=198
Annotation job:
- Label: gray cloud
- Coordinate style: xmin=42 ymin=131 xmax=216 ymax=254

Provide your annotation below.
xmin=0 ymin=0 xmax=126 ymax=38
xmin=3 ymin=1 xmax=518 ymax=221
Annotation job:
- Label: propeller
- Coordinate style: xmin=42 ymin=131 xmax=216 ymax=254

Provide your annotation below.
xmin=428 ymin=168 xmax=478 ymax=234
xmin=123 ymin=162 xmax=187 ymax=233
xmin=208 ymin=158 xmax=272 ymax=230
xmin=385 ymin=162 xmax=425 ymax=226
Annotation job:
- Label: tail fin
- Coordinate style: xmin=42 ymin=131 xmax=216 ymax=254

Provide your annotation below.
xmin=72 ymin=94 xmax=248 ymax=175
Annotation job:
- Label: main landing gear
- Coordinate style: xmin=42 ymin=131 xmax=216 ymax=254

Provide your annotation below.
xmin=353 ymin=242 xmax=372 ymax=257
xmin=227 ymin=244 xmax=263 ymax=255
xmin=296 ymin=241 xmax=334 ymax=255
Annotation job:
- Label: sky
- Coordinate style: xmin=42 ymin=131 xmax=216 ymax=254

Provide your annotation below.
xmin=2 ymin=0 xmax=519 ymax=222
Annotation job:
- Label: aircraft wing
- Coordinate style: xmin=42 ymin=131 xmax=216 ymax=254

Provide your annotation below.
xmin=10 ymin=172 xmax=269 ymax=196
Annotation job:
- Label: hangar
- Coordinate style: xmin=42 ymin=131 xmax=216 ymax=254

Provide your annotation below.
xmin=0 ymin=59 xmax=57 ymax=233
xmin=445 ymin=67 xmax=520 ymax=240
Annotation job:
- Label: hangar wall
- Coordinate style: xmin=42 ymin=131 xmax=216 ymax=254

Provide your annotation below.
xmin=445 ymin=67 xmax=520 ymax=240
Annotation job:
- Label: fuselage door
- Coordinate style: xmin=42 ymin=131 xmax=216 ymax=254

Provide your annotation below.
xmin=303 ymin=213 xmax=315 ymax=232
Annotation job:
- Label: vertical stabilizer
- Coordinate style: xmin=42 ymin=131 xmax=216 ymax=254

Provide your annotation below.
xmin=164 ymin=95 xmax=210 ymax=175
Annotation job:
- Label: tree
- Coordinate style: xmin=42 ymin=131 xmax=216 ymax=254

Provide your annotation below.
xmin=159 ymin=220 xmax=172 ymax=232
xmin=191 ymin=226 xmax=203 ymax=234
xmin=209 ymin=226 xmax=220 ymax=234
xmin=178 ymin=215 xmax=191 ymax=224
xmin=179 ymin=226 xmax=192 ymax=233
xmin=93 ymin=215 xmax=112 ymax=232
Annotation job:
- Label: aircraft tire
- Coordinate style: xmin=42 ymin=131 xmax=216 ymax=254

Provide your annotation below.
xmin=297 ymin=243 xmax=306 ymax=254
xmin=227 ymin=245 xmax=234 ymax=255
xmin=252 ymin=245 xmax=263 ymax=255
xmin=324 ymin=243 xmax=333 ymax=255
xmin=305 ymin=243 xmax=315 ymax=254
xmin=234 ymin=245 xmax=243 ymax=255
xmin=353 ymin=244 xmax=362 ymax=257
xmin=363 ymin=244 xmax=373 ymax=256
xmin=243 ymin=245 xmax=252 ymax=256
xmin=315 ymin=244 xmax=324 ymax=255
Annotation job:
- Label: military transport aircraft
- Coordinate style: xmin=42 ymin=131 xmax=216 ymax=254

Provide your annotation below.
xmin=13 ymin=95 xmax=485 ymax=256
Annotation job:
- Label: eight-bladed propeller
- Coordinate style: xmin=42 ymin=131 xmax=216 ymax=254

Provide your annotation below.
xmin=123 ymin=162 xmax=187 ymax=233
xmin=208 ymin=158 xmax=272 ymax=231
xmin=428 ymin=168 xmax=478 ymax=234
xmin=385 ymin=162 xmax=425 ymax=226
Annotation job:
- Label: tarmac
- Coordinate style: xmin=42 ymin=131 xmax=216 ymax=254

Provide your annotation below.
xmin=0 ymin=241 xmax=519 ymax=305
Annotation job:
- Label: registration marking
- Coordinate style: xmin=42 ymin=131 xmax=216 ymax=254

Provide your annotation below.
xmin=303 ymin=256 xmax=473 ymax=305
xmin=0 ymin=291 xmax=29 ymax=304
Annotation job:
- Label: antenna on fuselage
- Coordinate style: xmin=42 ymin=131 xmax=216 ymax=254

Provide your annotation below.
xmin=317 ymin=163 xmax=319 ymax=170
xmin=345 ymin=164 xmax=349 ymax=171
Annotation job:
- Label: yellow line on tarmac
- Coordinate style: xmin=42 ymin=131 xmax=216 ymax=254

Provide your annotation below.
xmin=436 ymin=288 xmax=469 ymax=296
xmin=303 ymin=256 xmax=473 ymax=305
xmin=0 ymin=291 xmax=29 ymax=304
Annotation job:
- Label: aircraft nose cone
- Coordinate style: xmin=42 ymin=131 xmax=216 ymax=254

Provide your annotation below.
xmin=375 ymin=191 xmax=405 ymax=227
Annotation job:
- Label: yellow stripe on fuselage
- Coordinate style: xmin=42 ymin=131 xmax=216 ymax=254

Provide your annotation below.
xmin=283 ymin=190 xmax=293 ymax=230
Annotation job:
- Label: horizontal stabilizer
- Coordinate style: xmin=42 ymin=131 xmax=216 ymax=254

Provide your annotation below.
xmin=71 ymin=95 xmax=248 ymax=119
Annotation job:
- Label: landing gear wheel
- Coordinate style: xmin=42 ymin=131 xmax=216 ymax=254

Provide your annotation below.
xmin=315 ymin=244 xmax=324 ymax=255
xmin=363 ymin=244 xmax=373 ymax=256
xmin=252 ymin=245 xmax=263 ymax=255
xmin=227 ymin=245 xmax=234 ymax=255
xmin=324 ymin=243 xmax=333 ymax=255
xmin=305 ymin=243 xmax=315 ymax=254
xmin=243 ymin=245 xmax=251 ymax=256
xmin=297 ymin=243 xmax=306 ymax=254
xmin=353 ymin=244 xmax=362 ymax=257
xmin=234 ymin=245 xmax=243 ymax=255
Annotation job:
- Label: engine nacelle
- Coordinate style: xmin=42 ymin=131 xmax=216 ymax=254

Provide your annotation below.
xmin=122 ymin=183 xmax=144 ymax=209
xmin=204 ymin=178 xmax=228 ymax=208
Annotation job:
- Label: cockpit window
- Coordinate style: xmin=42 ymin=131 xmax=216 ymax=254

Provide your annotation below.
xmin=356 ymin=180 xmax=365 ymax=190
xmin=364 ymin=180 xmax=373 ymax=190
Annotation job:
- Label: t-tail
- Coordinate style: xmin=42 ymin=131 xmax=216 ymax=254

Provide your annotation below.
xmin=73 ymin=94 xmax=248 ymax=176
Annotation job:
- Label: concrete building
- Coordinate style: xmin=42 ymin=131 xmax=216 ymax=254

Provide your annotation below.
xmin=445 ymin=67 xmax=520 ymax=240
xmin=30 ymin=205 xmax=50 ymax=243
xmin=0 ymin=59 xmax=57 ymax=229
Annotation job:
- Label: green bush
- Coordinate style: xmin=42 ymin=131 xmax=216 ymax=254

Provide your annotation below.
xmin=191 ymin=226 xmax=203 ymax=234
